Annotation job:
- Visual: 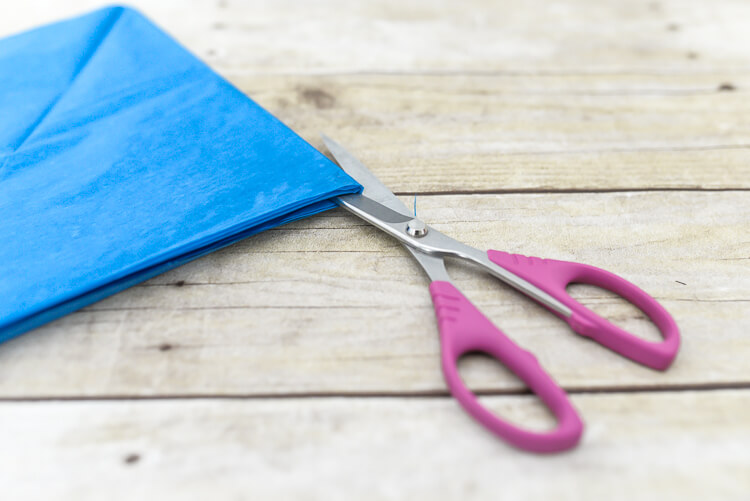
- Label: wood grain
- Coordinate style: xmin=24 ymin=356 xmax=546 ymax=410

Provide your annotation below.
xmin=238 ymin=73 xmax=750 ymax=192
xmin=0 ymin=191 xmax=745 ymax=397
xmin=1 ymin=390 xmax=748 ymax=501
xmin=3 ymin=0 xmax=750 ymax=75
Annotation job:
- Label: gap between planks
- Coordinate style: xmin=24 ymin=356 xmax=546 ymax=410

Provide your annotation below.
xmin=395 ymin=187 xmax=750 ymax=195
xmin=223 ymin=69 xmax=750 ymax=79
xmin=1 ymin=381 xmax=749 ymax=402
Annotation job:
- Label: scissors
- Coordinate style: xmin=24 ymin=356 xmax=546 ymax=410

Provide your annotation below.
xmin=321 ymin=135 xmax=680 ymax=453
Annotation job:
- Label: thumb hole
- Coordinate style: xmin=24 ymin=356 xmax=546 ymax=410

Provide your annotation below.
xmin=456 ymin=352 xmax=558 ymax=432
xmin=566 ymin=283 xmax=662 ymax=342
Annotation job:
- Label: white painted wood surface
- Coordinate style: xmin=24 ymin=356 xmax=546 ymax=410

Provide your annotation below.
xmin=4 ymin=0 xmax=750 ymax=75
xmin=240 ymin=74 xmax=750 ymax=192
xmin=1 ymin=0 xmax=748 ymax=499
xmin=1 ymin=391 xmax=749 ymax=501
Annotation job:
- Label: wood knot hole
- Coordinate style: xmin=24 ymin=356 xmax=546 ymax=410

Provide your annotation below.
xmin=300 ymin=88 xmax=336 ymax=109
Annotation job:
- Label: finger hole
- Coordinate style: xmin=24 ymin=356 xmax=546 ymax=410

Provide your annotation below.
xmin=456 ymin=352 xmax=557 ymax=432
xmin=566 ymin=283 xmax=662 ymax=342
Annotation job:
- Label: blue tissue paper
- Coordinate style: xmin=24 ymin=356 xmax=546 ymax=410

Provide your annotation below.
xmin=0 ymin=6 xmax=361 ymax=343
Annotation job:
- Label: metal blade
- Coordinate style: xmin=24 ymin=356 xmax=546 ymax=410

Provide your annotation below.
xmin=403 ymin=245 xmax=450 ymax=282
xmin=321 ymin=134 xmax=412 ymax=217
xmin=321 ymin=135 xmax=571 ymax=317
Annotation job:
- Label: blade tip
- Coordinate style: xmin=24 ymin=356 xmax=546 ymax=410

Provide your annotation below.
xmin=319 ymin=132 xmax=333 ymax=145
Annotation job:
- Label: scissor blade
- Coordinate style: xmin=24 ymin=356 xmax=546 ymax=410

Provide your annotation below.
xmin=403 ymin=245 xmax=451 ymax=282
xmin=321 ymin=134 xmax=412 ymax=217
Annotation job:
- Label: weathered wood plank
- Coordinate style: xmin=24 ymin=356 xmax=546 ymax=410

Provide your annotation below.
xmin=4 ymin=0 xmax=750 ymax=75
xmin=0 ymin=192 xmax=746 ymax=397
xmin=239 ymin=73 xmax=750 ymax=192
xmin=1 ymin=390 xmax=748 ymax=500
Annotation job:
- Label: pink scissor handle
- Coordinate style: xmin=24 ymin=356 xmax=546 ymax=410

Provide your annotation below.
xmin=487 ymin=251 xmax=680 ymax=370
xmin=429 ymin=281 xmax=583 ymax=453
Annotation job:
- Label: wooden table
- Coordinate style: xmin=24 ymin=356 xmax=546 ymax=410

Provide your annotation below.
xmin=2 ymin=1 xmax=749 ymax=499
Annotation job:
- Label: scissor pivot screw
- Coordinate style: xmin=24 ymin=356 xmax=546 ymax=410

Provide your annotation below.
xmin=406 ymin=219 xmax=428 ymax=237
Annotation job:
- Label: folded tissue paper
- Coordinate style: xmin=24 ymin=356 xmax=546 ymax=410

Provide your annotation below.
xmin=0 ymin=6 xmax=360 ymax=342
